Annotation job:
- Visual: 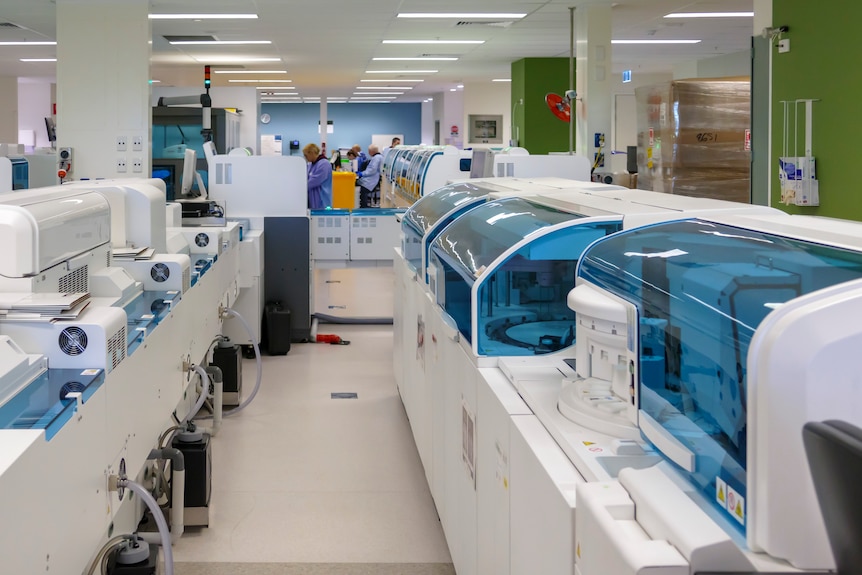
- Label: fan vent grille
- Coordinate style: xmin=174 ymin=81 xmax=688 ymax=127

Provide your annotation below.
xmin=59 ymin=327 xmax=88 ymax=356
xmin=151 ymin=263 xmax=171 ymax=282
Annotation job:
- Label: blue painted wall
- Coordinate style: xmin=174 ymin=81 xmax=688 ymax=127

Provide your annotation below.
xmin=260 ymin=103 xmax=421 ymax=153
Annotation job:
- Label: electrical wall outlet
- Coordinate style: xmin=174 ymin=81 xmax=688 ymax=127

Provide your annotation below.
xmin=132 ymin=136 xmax=143 ymax=151
xmin=777 ymin=39 xmax=790 ymax=53
xmin=132 ymin=158 xmax=142 ymax=173
xmin=116 ymin=136 xmax=127 ymax=152
xmin=116 ymin=158 xmax=127 ymax=173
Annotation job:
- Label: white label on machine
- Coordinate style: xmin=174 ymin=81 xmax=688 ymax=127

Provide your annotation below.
xmin=727 ymin=485 xmax=745 ymax=525
xmin=462 ymin=397 xmax=476 ymax=488
xmin=715 ymin=476 xmax=728 ymax=509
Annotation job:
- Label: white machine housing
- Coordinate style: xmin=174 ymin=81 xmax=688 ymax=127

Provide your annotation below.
xmin=114 ymin=254 xmax=191 ymax=294
xmin=0 ymin=335 xmax=48 ymax=408
xmin=0 ymin=305 xmax=127 ymax=373
xmin=167 ymin=227 xmax=223 ymax=257
xmin=0 ymin=189 xmax=111 ymax=292
xmin=61 ymin=180 xmax=168 ymax=253
xmin=570 ymin=213 xmax=862 ymax=573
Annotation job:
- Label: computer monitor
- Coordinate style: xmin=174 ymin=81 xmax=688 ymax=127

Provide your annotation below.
xmin=181 ymin=148 xmax=197 ymax=196
xmin=44 ymin=117 xmax=57 ymax=145
xmin=469 ymin=149 xmax=493 ymax=178
xmin=180 ymin=148 xmax=208 ymax=198
xmin=152 ymin=164 xmax=176 ymax=201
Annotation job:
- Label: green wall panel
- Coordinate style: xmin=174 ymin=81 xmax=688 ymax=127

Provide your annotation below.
xmin=772 ymin=1 xmax=862 ymax=218
xmin=511 ymin=58 xmax=572 ymax=155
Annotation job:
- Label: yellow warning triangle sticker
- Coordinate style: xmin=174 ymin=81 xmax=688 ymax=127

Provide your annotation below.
xmin=582 ymin=441 xmax=595 ymax=446
xmin=718 ymin=485 xmax=725 ymax=503
xmin=735 ymin=501 xmax=743 ymax=518
xmin=577 ymin=543 xmax=581 ymax=558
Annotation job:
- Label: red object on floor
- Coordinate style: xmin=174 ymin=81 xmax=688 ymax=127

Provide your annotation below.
xmin=316 ymin=334 xmax=342 ymax=344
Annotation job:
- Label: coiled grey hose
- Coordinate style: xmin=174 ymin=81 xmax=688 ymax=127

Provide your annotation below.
xmin=222 ymin=308 xmax=262 ymax=416
xmin=181 ymin=365 xmax=211 ymax=425
xmin=119 ymin=478 xmax=174 ymax=575
xmin=85 ymin=535 xmax=133 ymax=575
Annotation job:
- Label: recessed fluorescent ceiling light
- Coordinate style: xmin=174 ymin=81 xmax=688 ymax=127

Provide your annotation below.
xmin=259 ymin=92 xmax=294 ymax=95
xmin=456 ymin=84 xmax=464 ymax=88
xmin=373 ymin=57 xmax=458 ymax=61
xmin=193 ymin=57 xmax=280 ymax=63
xmin=492 ymin=78 xmax=512 ymax=82
xmin=149 ymin=13 xmax=258 ymax=19
xmin=612 ymin=39 xmax=701 ymax=44
xmin=214 ymin=70 xmax=287 ymax=74
xmin=353 ymin=92 xmax=404 ymax=95
xmin=149 ymin=79 xmax=161 ymax=83
xmin=450 ymin=88 xmax=456 ymax=91
xmin=355 ymin=86 xmax=413 ymax=90
xmin=169 ymin=40 xmax=271 ymax=45
xmin=351 ymin=96 xmax=397 ymax=99
xmin=664 ymin=12 xmax=754 ymax=18
xmin=228 ymin=79 xmax=293 ymax=82
xmin=256 ymin=86 xmax=296 ymax=89
xmin=383 ymin=40 xmax=484 ymax=44
xmin=0 ymin=41 xmax=56 ymax=46
xmin=366 ymin=70 xmax=437 ymax=74
xmin=397 ymin=13 xmax=525 ymax=19
xmin=361 ymin=79 xmax=423 ymax=83
xmin=20 ymin=58 xmax=56 ymax=62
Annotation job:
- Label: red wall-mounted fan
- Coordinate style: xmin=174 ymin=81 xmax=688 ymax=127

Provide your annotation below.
xmin=545 ymin=92 xmax=571 ymax=123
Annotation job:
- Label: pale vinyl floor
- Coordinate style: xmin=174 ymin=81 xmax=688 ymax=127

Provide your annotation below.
xmin=172 ymin=324 xmax=454 ymax=575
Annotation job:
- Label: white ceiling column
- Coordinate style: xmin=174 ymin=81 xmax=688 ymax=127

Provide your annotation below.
xmin=56 ymin=0 xmax=150 ymax=180
xmin=575 ymin=4 xmax=612 ymax=164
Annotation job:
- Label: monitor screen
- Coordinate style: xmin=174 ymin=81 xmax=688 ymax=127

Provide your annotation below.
xmin=181 ymin=148 xmax=197 ymax=196
xmin=44 ymin=117 xmax=57 ymax=143
xmin=469 ymin=149 xmax=491 ymax=178
xmin=152 ymin=164 xmax=176 ymax=201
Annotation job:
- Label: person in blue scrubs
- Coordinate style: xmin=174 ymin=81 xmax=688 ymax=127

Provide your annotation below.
xmin=303 ymin=142 xmax=332 ymax=209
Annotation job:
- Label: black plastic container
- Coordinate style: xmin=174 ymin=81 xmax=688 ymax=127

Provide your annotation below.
xmin=264 ymin=301 xmax=291 ymax=355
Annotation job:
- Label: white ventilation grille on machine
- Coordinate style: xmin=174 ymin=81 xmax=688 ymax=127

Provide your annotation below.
xmin=59 ymin=265 xmax=88 ymax=293
xmin=107 ymin=327 xmax=126 ymax=369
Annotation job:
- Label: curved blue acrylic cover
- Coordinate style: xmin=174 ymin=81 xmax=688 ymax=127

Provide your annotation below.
xmin=401 ymin=182 xmax=490 ymax=274
xmin=430 ymin=197 xmax=621 ymax=355
xmin=577 ymin=218 xmax=862 ymax=533
xmin=432 ymin=198 xmax=580 ymax=280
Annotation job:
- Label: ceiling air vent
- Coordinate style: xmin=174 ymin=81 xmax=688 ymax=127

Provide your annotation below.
xmin=163 ymin=35 xmax=218 ymax=43
xmin=455 ymin=20 xmax=514 ymax=28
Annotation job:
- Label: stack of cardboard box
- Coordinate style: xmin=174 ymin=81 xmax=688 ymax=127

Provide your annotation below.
xmin=636 ymin=78 xmax=751 ymax=203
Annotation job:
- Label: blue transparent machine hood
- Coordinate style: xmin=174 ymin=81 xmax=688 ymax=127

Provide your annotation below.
xmin=401 ymin=182 xmax=496 ymax=277
xmin=577 ymin=218 xmax=862 ymax=533
xmin=429 ymin=196 xmax=622 ymax=356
